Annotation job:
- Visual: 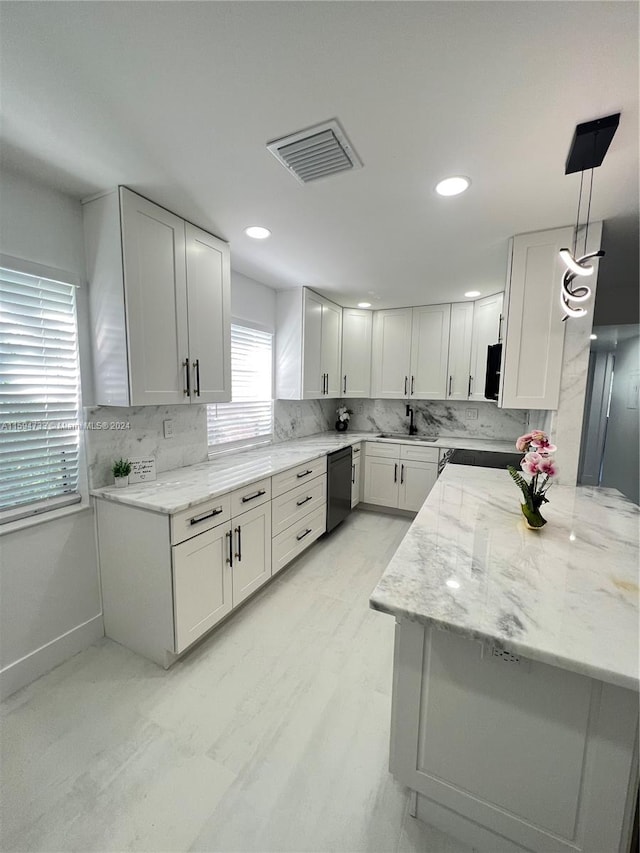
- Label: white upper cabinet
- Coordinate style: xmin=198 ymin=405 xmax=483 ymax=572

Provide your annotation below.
xmin=469 ymin=292 xmax=503 ymax=402
xmin=184 ymin=224 xmax=231 ymax=404
xmin=275 ymin=288 xmax=342 ymax=399
xmin=341 ymin=308 xmax=372 ymax=397
xmin=83 ymin=187 xmax=231 ymax=406
xmin=500 ymin=226 xmax=574 ymax=410
xmin=411 ymin=304 xmax=451 ymax=400
xmin=447 ymin=302 xmax=474 ymax=401
xmin=371 ymin=308 xmax=413 ymax=398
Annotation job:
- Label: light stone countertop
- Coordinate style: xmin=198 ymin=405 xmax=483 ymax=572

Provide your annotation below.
xmin=370 ymin=464 xmax=640 ymax=691
xmin=90 ymin=431 xmax=518 ymax=514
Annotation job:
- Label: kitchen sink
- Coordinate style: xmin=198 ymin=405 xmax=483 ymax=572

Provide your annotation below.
xmin=377 ymin=433 xmax=437 ymax=442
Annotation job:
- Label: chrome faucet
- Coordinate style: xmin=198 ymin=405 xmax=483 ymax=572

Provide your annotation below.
xmin=405 ymin=404 xmax=418 ymax=435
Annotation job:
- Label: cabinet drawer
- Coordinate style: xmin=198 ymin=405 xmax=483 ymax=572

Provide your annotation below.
xmin=272 ymin=505 xmax=326 ymax=575
xmin=400 ymin=444 xmax=439 ymax=463
xmin=365 ymin=441 xmax=399 ymax=459
xmin=351 ymin=442 xmax=362 ymax=457
xmin=171 ymin=494 xmax=231 ymax=545
xmin=272 ymin=456 xmax=327 ymax=498
xmin=230 ymin=477 xmax=271 ymax=517
xmin=272 ymin=474 xmax=327 ymax=537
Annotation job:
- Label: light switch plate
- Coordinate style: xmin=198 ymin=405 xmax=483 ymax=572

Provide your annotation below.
xmin=163 ymin=419 xmax=174 ymax=438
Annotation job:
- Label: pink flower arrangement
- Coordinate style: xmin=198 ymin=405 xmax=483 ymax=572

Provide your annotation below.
xmin=508 ymin=430 xmax=559 ymax=528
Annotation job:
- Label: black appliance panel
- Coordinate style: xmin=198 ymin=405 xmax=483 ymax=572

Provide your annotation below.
xmin=485 ymin=343 xmax=502 ymax=401
xmin=326 ymin=446 xmax=353 ymax=533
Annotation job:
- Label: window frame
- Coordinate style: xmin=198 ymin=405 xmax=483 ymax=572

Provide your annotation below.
xmin=0 ymin=254 xmax=88 ymax=532
xmin=207 ymin=318 xmax=274 ymax=456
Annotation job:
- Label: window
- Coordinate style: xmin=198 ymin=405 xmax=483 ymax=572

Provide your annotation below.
xmin=0 ymin=267 xmax=82 ymax=523
xmin=207 ymin=323 xmax=273 ymax=450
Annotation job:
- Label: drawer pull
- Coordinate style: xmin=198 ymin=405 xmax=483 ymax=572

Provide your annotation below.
xmin=353 ymin=447 xmax=360 ymax=454
xmin=296 ymin=528 xmax=312 ymax=541
xmin=189 ymin=506 xmax=223 ymax=525
xmin=296 ymin=495 xmax=313 ymax=507
xmin=241 ymin=489 xmax=266 ymax=503
xmin=296 ymin=469 xmax=313 ymax=479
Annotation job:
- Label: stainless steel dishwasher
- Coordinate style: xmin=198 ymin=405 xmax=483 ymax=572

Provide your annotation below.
xmin=326 ymin=446 xmax=353 ymax=532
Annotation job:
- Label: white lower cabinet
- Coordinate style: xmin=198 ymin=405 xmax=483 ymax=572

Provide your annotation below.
xmin=173 ymin=523 xmax=233 ymax=653
xmin=363 ymin=442 xmax=438 ymax=511
xmin=230 ymin=502 xmax=272 ymax=607
xmin=351 ymin=443 xmax=362 ymax=508
xmin=271 ymin=457 xmax=327 ymax=575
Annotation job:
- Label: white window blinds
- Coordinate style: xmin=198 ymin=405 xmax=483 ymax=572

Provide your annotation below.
xmin=0 ymin=268 xmax=81 ymax=521
xmin=207 ymin=324 xmax=273 ymax=448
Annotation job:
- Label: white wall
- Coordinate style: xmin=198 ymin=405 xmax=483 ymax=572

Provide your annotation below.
xmin=601 ymin=334 xmax=640 ymax=504
xmin=0 ymin=167 xmax=103 ymax=699
xmin=231 ymin=270 xmax=276 ymax=331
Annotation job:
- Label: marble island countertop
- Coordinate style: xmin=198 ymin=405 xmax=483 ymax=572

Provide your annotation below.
xmin=370 ymin=464 xmax=639 ymax=690
xmin=91 ymin=431 xmax=517 ymax=514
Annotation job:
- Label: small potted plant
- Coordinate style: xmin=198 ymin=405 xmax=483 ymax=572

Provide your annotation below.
xmin=335 ymin=405 xmax=353 ymax=432
xmin=112 ymin=458 xmax=132 ymax=488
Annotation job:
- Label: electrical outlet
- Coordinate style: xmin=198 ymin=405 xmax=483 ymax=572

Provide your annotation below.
xmin=465 ymin=408 xmax=478 ymax=420
xmin=163 ymin=419 xmax=174 ymax=438
xmin=357 ymin=404 xmax=364 ymax=414
xmin=295 ymin=405 xmax=302 ymax=418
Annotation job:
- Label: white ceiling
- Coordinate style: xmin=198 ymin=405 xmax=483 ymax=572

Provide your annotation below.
xmin=1 ymin=1 xmax=638 ymax=309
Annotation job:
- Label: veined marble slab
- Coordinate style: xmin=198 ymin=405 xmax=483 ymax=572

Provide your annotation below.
xmin=370 ymin=464 xmax=639 ymax=690
xmin=91 ymin=432 xmax=521 ymax=515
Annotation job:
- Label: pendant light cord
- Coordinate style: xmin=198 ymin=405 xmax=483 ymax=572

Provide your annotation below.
xmin=573 ymin=170 xmax=584 ymax=256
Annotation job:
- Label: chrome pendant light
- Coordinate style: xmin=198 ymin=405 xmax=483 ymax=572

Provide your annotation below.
xmin=559 ymin=114 xmax=620 ymax=321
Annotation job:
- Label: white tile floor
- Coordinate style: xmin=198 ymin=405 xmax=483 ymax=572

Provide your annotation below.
xmin=1 ymin=510 xmax=474 ymax=853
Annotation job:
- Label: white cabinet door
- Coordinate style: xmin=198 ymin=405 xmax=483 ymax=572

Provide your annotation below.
xmin=303 ymin=290 xmax=324 ymax=399
xmin=500 ymin=227 xmax=573 ymax=409
xmin=172 ymin=523 xmax=233 ymax=653
xmin=120 ymin=187 xmax=189 ymax=406
xmin=363 ymin=456 xmax=399 ymax=507
xmin=398 ymin=460 xmax=438 ymax=511
xmin=447 ymin=302 xmax=474 ymax=401
xmin=410 ymin=304 xmax=451 ymax=400
xmin=185 ymin=223 xmax=231 ymax=403
xmin=371 ymin=309 xmax=413 ymax=398
xmin=321 ymin=300 xmax=343 ymax=397
xmin=341 ymin=309 xmax=372 ymax=397
xmin=351 ymin=455 xmax=361 ymax=508
xmin=231 ymin=503 xmax=272 ymax=607
xmin=469 ymin=292 xmax=503 ymax=402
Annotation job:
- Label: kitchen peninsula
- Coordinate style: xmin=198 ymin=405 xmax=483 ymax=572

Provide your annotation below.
xmin=370 ymin=465 xmax=639 ymax=853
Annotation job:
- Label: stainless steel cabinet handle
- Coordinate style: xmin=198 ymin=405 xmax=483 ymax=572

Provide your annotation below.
xmin=448 ymin=375 xmax=453 ymax=396
xmin=189 ymin=506 xmax=223 ymax=525
xmin=352 ymin=464 xmax=355 ymax=484
xmin=343 ymin=375 xmax=347 ymax=394
xmin=296 ymin=469 xmax=313 ymax=479
xmin=296 ymin=495 xmax=312 ymax=507
xmin=498 ymin=314 xmax=503 ymax=343
xmin=468 ymin=375 xmax=473 ymax=397
xmin=234 ymin=525 xmax=242 ymax=562
xmin=394 ymin=463 xmax=398 ymax=483
xmin=353 ymin=447 xmax=360 ymax=454
xmin=183 ymin=357 xmax=191 ymax=396
xmin=325 ymin=373 xmax=329 ymax=394
xmin=296 ymin=528 xmax=312 ymax=541
xmin=194 ymin=358 xmax=201 ymax=397
xmin=404 ymin=376 xmax=408 ymax=395
xmin=241 ymin=489 xmax=266 ymax=503
xmin=411 ymin=375 xmax=415 ymax=395
xmin=400 ymin=464 xmax=404 ymax=484
xmin=226 ymin=529 xmax=233 ymax=567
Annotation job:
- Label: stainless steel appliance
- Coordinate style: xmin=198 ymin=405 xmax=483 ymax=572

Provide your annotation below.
xmin=326 ymin=446 xmax=352 ymax=532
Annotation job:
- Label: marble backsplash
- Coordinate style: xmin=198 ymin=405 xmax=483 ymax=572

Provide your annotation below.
xmin=86 ymin=399 xmax=336 ymax=488
xmin=85 ymin=404 xmax=209 ymax=489
xmin=86 ymin=398 xmax=526 ymax=488
xmin=344 ymin=399 xmax=528 ymax=441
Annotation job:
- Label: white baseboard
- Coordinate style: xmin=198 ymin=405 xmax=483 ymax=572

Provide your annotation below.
xmin=0 ymin=614 xmax=104 ymax=701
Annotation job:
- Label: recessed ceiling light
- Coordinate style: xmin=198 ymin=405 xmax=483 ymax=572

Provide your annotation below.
xmin=435 ymin=176 xmax=471 ymax=197
xmin=244 ymin=226 xmax=271 ymax=239
xmin=590 ymin=333 xmax=598 ymax=340
xmin=357 ymin=302 xmax=372 ymax=308
xmin=464 ymin=290 xmax=481 ymax=298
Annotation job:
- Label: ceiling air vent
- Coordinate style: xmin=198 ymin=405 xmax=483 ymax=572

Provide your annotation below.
xmin=267 ymin=119 xmax=363 ymax=184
